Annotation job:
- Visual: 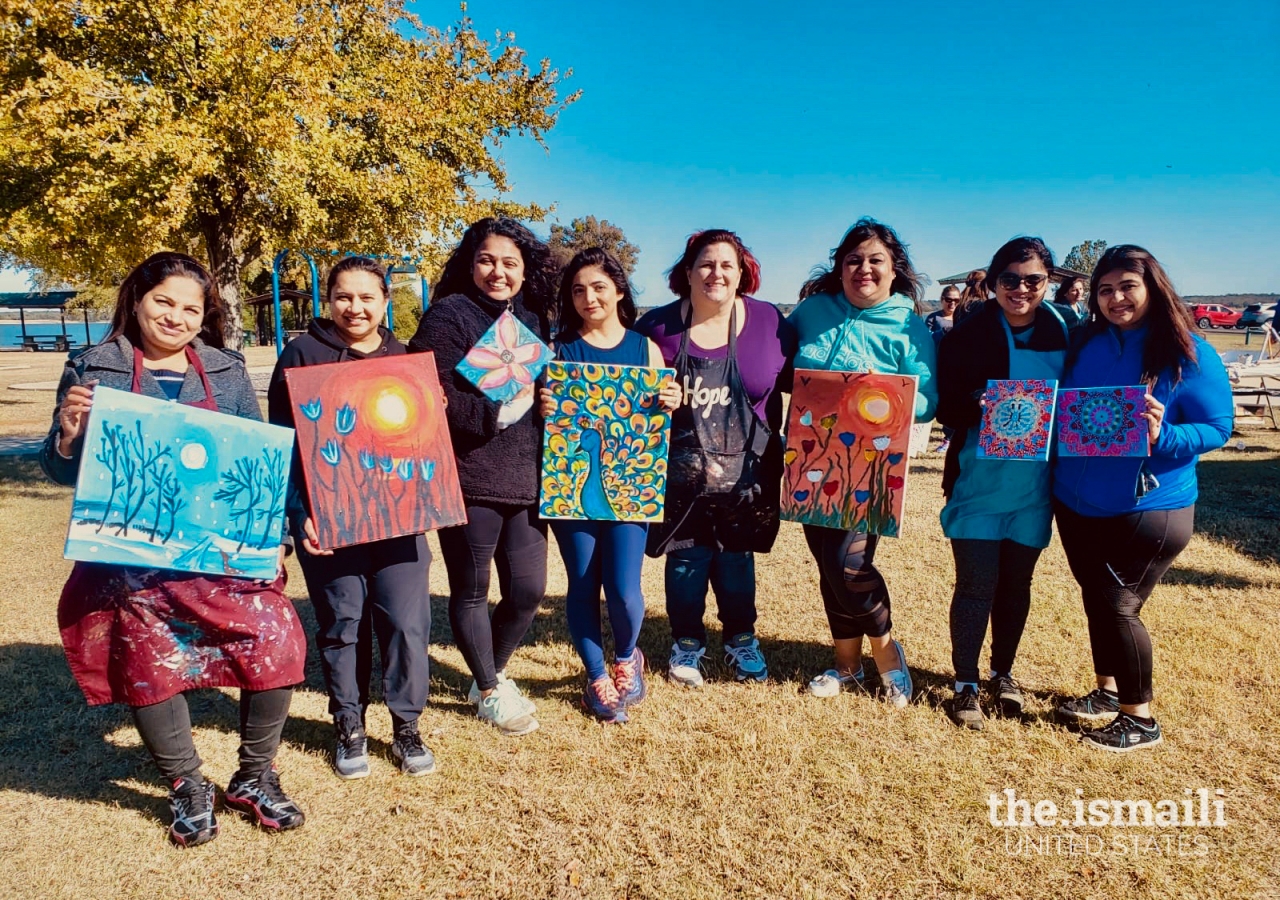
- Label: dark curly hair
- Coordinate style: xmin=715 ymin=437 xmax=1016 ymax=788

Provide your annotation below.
xmin=433 ymin=217 xmax=557 ymax=322
xmin=665 ymin=229 xmax=762 ymax=299
xmin=555 ymin=247 xmax=638 ymax=338
xmin=107 ymin=252 xmax=226 ymax=349
xmin=326 ymin=255 xmax=389 ymax=300
xmin=798 ymin=218 xmax=924 ymax=304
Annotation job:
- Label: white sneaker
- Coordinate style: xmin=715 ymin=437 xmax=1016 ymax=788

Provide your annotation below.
xmin=467 ymin=670 xmax=536 ymax=714
xmin=477 ymin=691 xmax=539 ymax=737
xmin=807 ymin=668 xmax=865 ymax=698
xmin=879 ymin=640 xmax=914 ymax=708
xmin=668 ymin=638 xmax=706 ymax=688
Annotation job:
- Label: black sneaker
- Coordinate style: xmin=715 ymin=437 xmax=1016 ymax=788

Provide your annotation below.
xmin=334 ymin=716 xmax=370 ymax=780
xmin=1080 ymin=713 xmax=1163 ymax=753
xmin=1057 ymin=688 xmax=1121 ymax=725
xmin=989 ymin=674 xmax=1024 ymax=717
xmin=167 ymin=775 xmax=218 ymax=848
xmin=391 ymin=722 xmax=437 ymax=776
xmin=948 ymin=686 xmax=984 ymax=731
xmin=224 ymin=767 xmax=306 ymax=831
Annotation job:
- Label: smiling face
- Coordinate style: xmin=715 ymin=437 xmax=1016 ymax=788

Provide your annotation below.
xmin=994 ymin=259 xmax=1049 ymax=327
xmin=134 ymin=275 xmax=205 ymax=356
xmin=1096 ymin=268 xmax=1150 ymax=330
xmin=840 ymin=239 xmax=895 ymax=307
xmin=329 ymin=269 xmax=387 ymax=345
xmin=571 ymin=265 xmax=622 ymax=329
xmin=1064 ymin=279 xmax=1086 ymax=305
xmin=472 ymin=235 xmax=526 ymax=302
xmin=688 ymin=242 xmax=741 ymax=307
xmin=940 ymin=288 xmax=960 ymax=315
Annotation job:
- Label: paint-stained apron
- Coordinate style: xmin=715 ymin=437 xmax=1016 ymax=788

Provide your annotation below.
xmin=57 ymin=346 xmax=306 ymax=707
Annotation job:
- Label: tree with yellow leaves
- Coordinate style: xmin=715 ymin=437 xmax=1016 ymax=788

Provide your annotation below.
xmin=0 ymin=1 xmax=577 ymax=346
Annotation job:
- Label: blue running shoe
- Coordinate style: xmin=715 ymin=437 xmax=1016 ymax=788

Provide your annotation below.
xmin=582 ymin=675 xmax=628 ymax=724
xmin=724 ymin=633 xmax=768 ymax=683
xmin=613 ymin=649 xmax=647 ymax=707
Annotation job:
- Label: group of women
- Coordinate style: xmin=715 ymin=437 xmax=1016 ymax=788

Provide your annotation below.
xmin=42 ymin=217 xmax=1233 ymax=849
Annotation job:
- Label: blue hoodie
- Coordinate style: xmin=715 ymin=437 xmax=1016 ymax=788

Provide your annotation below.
xmin=1052 ymin=326 xmax=1233 ymax=516
xmin=788 ymin=292 xmax=938 ymax=422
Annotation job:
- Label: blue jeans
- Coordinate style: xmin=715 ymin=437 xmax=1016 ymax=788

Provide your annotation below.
xmin=551 ymin=520 xmax=648 ymax=681
xmin=664 ymin=545 xmax=756 ymax=645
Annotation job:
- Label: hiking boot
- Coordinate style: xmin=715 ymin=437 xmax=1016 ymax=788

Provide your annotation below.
xmin=879 ymin=640 xmax=913 ymax=708
xmin=224 ymin=767 xmax=306 ymax=831
xmin=1057 ymin=688 xmax=1121 ymax=725
xmin=477 ymin=690 xmax=539 ymax=737
xmin=582 ymin=675 xmax=628 ymax=724
xmin=948 ymin=685 xmax=984 ymax=730
xmin=668 ymin=638 xmax=707 ymax=688
xmin=467 ymin=671 xmax=536 ymax=715
xmin=167 ymin=775 xmax=218 ymax=848
xmin=724 ymin=633 xmax=768 ymax=683
xmin=391 ymin=721 xmax=437 ymax=776
xmin=1080 ymin=713 xmax=1163 ymax=753
xmin=807 ymin=668 xmax=865 ymax=698
xmin=613 ymin=649 xmax=647 ymax=707
xmin=334 ymin=716 xmax=370 ymax=780
xmin=989 ymin=674 xmax=1025 ymax=717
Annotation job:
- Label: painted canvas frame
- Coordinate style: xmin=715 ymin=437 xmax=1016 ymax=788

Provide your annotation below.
xmin=978 ymin=379 xmax=1058 ymax=461
xmin=539 ymin=362 xmax=674 ymax=522
xmin=455 ymin=309 xmax=553 ymax=404
xmin=285 ymin=353 xmax=467 ymax=550
xmin=781 ymin=370 xmax=918 ymax=537
xmin=65 ymin=386 xmax=293 ymax=579
xmin=1057 ymin=385 xmax=1150 ymax=458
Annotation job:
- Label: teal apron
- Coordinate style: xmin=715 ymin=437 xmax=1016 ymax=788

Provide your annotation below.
xmin=939 ymin=306 xmax=1067 ymax=548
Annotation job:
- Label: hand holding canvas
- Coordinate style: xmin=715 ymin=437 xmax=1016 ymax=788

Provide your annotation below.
xmin=56 ymin=381 xmax=97 ymax=457
xmin=1143 ymin=393 xmax=1165 ymax=447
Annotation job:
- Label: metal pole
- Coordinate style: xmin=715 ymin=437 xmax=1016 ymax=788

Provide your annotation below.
xmin=84 ymin=308 xmax=91 ymax=346
xmin=271 ymin=250 xmax=288 ymax=356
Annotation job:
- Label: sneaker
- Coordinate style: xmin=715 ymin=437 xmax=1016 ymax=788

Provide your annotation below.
xmin=724 ymin=633 xmax=768 ymax=683
xmin=613 ymin=649 xmax=647 ymax=707
xmin=477 ymin=690 xmax=539 ymax=737
xmin=807 ymin=667 xmax=865 ymax=698
xmin=391 ymin=722 xmax=437 ymax=776
xmin=879 ymin=640 xmax=913 ymax=708
xmin=948 ymin=685 xmax=984 ymax=730
xmin=334 ymin=716 xmax=370 ymax=780
xmin=582 ymin=675 xmax=628 ymax=724
xmin=1057 ymin=688 xmax=1121 ymax=725
xmin=1081 ymin=713 xmax=1163 ymax=753
xmin=167 ymin=775 xmax=218 ymax=848
xmin=224 ymin=767 xmax=306 ymax=831
xmin=668 ymin=638 xmax=707 ymax=688
xmin=989 ymin=674 xmax=1024 ymax=717
xmin=467 ymin=671 xmax=536 ymax=714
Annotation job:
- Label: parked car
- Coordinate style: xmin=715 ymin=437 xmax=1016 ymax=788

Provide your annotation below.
xmin=1189 ymin=304 xmax=1242 ymax=329
xmin=1238 ymin=303 xmax=1277 ymax=329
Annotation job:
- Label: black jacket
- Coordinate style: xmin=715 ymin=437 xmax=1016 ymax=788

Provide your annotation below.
xmin=407 ymin=291 xmax=546 ymax=507
xmin=936 ymin=299 xmax=1073 ymax=497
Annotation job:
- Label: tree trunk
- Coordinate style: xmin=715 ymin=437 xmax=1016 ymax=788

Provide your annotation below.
xmin=198 ymin=209 xmax=248 ymax=351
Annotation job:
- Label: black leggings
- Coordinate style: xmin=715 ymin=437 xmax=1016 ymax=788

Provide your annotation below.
xmin=949 ymin=538 xmax=1043 ymax=684
xmin=132 ymin=688 xmax=292 ymax=783
xmin=1054 ymin=502 xmax=1195 ymax=705
xmin=802 ymin=526 xmax=892 ymax=640
xmin=437 ymin=502 xmax=548 ymax=692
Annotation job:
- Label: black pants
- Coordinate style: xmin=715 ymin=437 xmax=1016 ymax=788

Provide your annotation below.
xmin=802 ymin=526 xmax=892 ymax=640
xmin=1054 ymin=502 xmax=1195 ymax=705
xmin=132 ymin=688 xmax=292 ymax=783
xmin=948 ymin=538 xmax=1043 ymax=684
xmin=298 ymin=533 xmax=431 ymax=729
xmin=438 ymin=503 xmax=548 ymax=692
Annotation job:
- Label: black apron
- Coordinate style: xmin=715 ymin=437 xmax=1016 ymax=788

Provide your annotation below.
xmin=647 ymin=301 xmax=781 ymax=556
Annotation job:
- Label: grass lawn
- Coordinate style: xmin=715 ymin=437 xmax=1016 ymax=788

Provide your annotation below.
xmin=1 ymin=349 xmax=1278 ymax=899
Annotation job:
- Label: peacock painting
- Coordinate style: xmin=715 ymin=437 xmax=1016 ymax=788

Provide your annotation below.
xmin=540 ymin=362 xmax=674 ymax=522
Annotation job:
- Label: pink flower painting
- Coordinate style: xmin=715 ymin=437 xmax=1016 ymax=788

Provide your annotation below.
xmin=455 ymin=309 xmax=553 ymax=403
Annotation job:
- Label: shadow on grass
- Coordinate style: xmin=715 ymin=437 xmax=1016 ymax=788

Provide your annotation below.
xmin=0 ymin=455 xmax=65 ymax=500
xmin=1195 ymin=454 xmax=1280 ymax=567
xmin=1163 ymin=566 xmax=1262 ymax=589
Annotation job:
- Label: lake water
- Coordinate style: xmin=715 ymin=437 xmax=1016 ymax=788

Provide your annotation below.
xmin=0 ymin=321 xmax=110 ymax=348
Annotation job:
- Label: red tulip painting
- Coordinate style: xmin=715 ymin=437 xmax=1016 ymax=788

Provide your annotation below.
xmin=781 ymin=370 xmax=918 ymax=537
xmin=285 ymin=354 xmax=466 ymax=550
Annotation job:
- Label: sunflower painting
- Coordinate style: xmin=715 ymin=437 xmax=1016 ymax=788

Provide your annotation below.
xmin=781 ymin=370 xmax=918 ymax=536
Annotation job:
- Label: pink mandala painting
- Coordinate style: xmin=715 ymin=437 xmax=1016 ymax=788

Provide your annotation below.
xmin=1056 ymin=386 xmax=1149 ymax=458
xmin=977 ymin=379 xmax=1057 ymax=461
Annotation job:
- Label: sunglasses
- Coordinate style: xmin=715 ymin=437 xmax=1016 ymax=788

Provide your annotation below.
xmin=997 ymin=273 xmax=1048 ymax=290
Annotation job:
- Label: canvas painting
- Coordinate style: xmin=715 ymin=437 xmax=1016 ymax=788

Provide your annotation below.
xmin=781 ymin=370 xmax=918 ymax=537
xmin=65 ymin=386 xmax=293 ymax=579
xmin=455 ymin=309 xmax=553 ymax=404
xmin=285 ymin=353 xmax=467 ymax=550
xmin=540 ymin=361 xmax=674 ymax=522
xmin=1057 ymin=385 xmax=1150 ymax=458
xmin=978 ymin=379 xmax=1058 ymax=461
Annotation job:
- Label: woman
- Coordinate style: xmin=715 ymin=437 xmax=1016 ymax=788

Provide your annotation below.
xmin=954 ymin=269 xmax=989 ymax=324
xmin=926 ymin=286 xmax=961 ymax=337
xmin=40 ymin=252 xmax=305 ymax=847
xmin=788 ymin=219 xmax=937 ymax=707
xmin=636 ymin=230 xmax=794 ymax=686
xmin=267 ymin=256 xmax=434 ymax=777
xmin=1053 ymin=245 xmax=1232 ymax=751
xmin=1053 ymin=277 xmax=1088 ymax=327
xmin=538 ymin=248 xmax=682 ymax=722
xmin=408 ymin=218 xmax=555 ymax=736
xmin=936 ymin=237 xmax=1072 ymax=729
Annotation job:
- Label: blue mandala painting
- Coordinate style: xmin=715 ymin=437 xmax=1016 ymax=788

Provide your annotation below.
xmin=1056 ymin=386 xmax=1149 ymax=457
xmin=977 ymin=379 xmax=1057 ymax=461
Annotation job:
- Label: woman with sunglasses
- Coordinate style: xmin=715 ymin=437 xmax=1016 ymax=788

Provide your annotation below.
xmin=1053 ymin=245 xmax=1231 ymax=751
xmin=937 ymin=237 xmax=1072 ymax=730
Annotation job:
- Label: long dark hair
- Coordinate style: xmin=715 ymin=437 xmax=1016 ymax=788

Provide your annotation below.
xmin=798 ymin=218 xmax=924 ymax=304
xmin=1055 ymin=276 xmax=1086 ymax=305
xmin=665 ymin=229 xmax=762 ymax=298
xmin=432 ymin=217 xmax=557 ymax=319
xmin=1077 ymin=244 xmax=1198 ymax=387
xmin=107 ymin=252 xmax=226 ymax=349
xmin=957 ymin=268 xmax=988 ymax=313
xmin=326 ymin=255 xmax=389 ymax=300
xmin=556 ymin=247 xmax=637 ymax=337
xmin=983 ymin=237 xmax=1054 ymax=294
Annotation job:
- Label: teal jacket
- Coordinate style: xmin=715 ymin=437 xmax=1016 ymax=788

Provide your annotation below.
xmin=788 ymin=291 xmax=938 ymax=421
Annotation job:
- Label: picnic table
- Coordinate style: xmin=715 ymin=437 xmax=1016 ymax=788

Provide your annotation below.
xmin=20 ymin=335 xmax=73 ymax=352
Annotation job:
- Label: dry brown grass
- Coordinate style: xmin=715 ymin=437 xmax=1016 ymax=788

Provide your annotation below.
xmin=2 ymin=348 xmax=1278 ymax=899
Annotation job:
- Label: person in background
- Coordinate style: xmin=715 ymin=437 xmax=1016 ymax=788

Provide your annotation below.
xmin=954 ymin=269 xmax=988 ymax=324
xmin=925 ymin=286 xmax=961 ymax=337
xmin=41 ymin=252 xmax=305 ymax=847
xmin=1053 ymin=277 xmax=1088 ymax=327
xmin=1053 ymin=245 xmax=1232 ymax=751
